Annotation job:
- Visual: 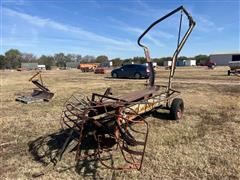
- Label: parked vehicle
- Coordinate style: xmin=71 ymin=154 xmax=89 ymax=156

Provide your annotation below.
xmin=94 ymin=67 xmax=106 ymax=74
xmin=200 ymin=60 xmax=216 ymax=69
xmin=78 ymin=63 xmax=99 ymax=72
xmin=111 ymin=64 xmax=149 ymax=79
xmin=228 ymin=61 xmax=240 ymax=75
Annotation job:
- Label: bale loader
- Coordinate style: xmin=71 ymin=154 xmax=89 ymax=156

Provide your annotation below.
xmin=46 ymin=6 xmax=196 ymax=171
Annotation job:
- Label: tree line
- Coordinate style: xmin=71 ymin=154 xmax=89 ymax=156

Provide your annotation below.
xmin=0 ymin=49 xmax=209 ymax=70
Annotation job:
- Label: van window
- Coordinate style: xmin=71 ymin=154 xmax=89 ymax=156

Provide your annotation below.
xmin=232 ymin=55 xmax=240 ymax=61
xmin=128 ymin=65 xmax=136 ymax=69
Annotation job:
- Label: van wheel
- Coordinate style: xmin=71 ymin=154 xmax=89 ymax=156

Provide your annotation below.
xmin=112 ymin=72 xmax=118 ymax=78
xmin=170 ymin=98 xmax=184 ymax=120
xmin=134 ymin=73 xmax=141 ymax=79
xmin=227 ymin=70 xmax=231 ymax=76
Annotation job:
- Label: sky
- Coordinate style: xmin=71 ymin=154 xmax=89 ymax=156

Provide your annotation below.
xmin=1 ymin=0 xmax=240 ymax=59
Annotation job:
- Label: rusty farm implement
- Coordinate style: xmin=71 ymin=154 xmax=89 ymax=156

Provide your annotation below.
xmin=50 ymin=6 xmax=195 ymax=171
xmin=16 ymin=71 xmax=54 ymax=104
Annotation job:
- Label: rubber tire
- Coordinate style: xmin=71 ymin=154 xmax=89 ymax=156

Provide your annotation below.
xmin=134 ymin=72 xmax=141 ymax=79
xmin=227 ymin=70 xmax=230 ymax=76
xmin=170 ymin=98 xmax=184 ymax=120
xmin=112 ymin=72 xmax=118 ymax=78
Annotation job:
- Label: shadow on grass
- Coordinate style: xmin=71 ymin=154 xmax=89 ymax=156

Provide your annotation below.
xmin=210 ymin=74 xmax=228 ymax=77
xmin=104 ymin=76 xmax=147 ymax=80
xmin=150 ymin=110 xmax=172 ymax=121
xmin=28 ymin=129 xmax=109 ymax=179
xmin=28 ymin=129 xmax=73 ymax=166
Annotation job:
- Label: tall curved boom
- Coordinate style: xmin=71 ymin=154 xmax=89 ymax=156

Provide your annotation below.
xmin=137 ymin=6 xmax=196 ymax=90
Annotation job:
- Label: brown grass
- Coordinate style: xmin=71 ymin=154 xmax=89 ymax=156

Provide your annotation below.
xmin=0 ymin=66 xmax=240 ymax=179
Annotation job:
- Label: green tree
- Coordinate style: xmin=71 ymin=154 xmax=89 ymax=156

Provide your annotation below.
xmin=194 ymin=54 xmax=209 ymax=65
xmin=0 ymin=55 xmax=6 ymax=69
xmin=54 ymin=53 xmax=67 ymax=67
xmin=21 ymin=53 xmax=37 ymax=62
xmin=111 ymin=58 xmax=122 ymax=66
xmin=76 ymin=54 xmax=82 ymax=62
xmin=132 ymin=56 xmax=146 ymax=64
xmin=161 ymin=57 xmax=172 ymax=61
xmin=123 ymin=58 xmax=132 ymax=65
xmin=82 ymin=55 xmax=95 ymax=63
xmin=38 ymin=55 xmax=54 ymax=70
xmin=4 ymin=49 xmax=22 ymax=69
xmin=95 ymin=55 xmax=108 ymax=63
xmin=66 ymin=54 xmax=82 ymax=62
xmin=178 ymin=56 xmax=188 ymax=61
xmin=152 ymin=58 xmax=164 ymax=66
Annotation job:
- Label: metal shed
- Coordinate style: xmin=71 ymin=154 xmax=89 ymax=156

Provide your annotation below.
xmin=176 ymin=60 xmax=185 ymax=66
xmin=66 ymin=62 xmax=79 ymax=69
xmin=210 ymin=53 xmax=240 ymax=66
xmin=185 ymin=59 xmax=196 ymax=66
xmin=21 ymin=63 xmax=38 ymax=70
xmin=163 ymin=60 xmax=172 ymax=67
xmin=37 ymin=65 xmax=46 ymax=70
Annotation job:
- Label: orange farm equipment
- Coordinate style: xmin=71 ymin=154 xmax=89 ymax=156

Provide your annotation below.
xmin=78 ymin=63 xmax=100 ymax=72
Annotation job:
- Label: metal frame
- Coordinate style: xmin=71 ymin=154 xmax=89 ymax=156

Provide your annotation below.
xmin=16 ymin=72 xmax=54 ymax=103
xmin=54 ymin=6 xmax=195 ymax=171
xmin=137 ymin=6 xmax=196 ymax=91
xmin=228 ymin=61 xmax=240 ymax=76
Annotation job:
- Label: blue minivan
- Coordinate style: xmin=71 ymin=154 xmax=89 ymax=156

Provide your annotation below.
xmin=111 ymin=64 xmax=149 ymax=79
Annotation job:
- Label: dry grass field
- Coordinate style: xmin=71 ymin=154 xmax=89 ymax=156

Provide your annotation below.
xmin=0 ymin=66 xmax=240 ymax=179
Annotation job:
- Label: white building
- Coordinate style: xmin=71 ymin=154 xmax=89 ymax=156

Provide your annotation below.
xmin=38 ymin=65 xmax=46 ymax=70
xmin=109 ymin=61 xmax=113 ymax=67
xmin=164 ymin=61 xmax=172 ymax=67
xmin=145 ymin=62 xmax=157 ymax=67
xmin=185 ymin=59 xmax=196 ymax=66
xmin=210 ymin=53 xmax=240 ymax=66
xmin=101 ymin=61 xmax=113 ymax=67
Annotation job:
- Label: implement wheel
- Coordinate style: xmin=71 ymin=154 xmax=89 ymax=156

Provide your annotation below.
xmin=112 ymin=72 xmax=118 ymax=78
xmin=170 ymin=98 xmax=184 ymax=120
xmin=227 ymin=70 xmax=231 ymax=76
xmin=134 ymin=72 xmax=141 ymax=79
